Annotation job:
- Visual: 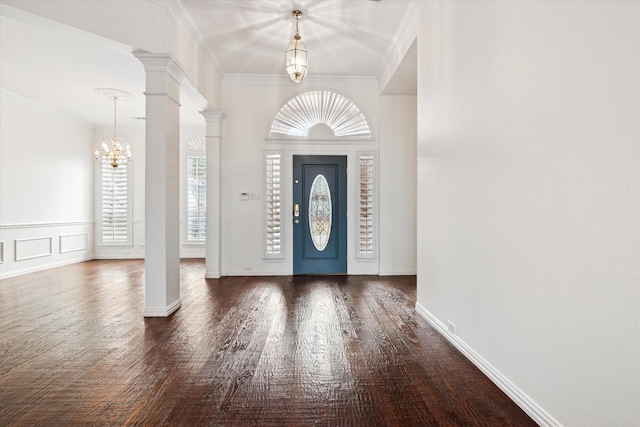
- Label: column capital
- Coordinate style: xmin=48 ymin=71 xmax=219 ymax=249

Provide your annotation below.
xmin=200 ymin=109 xmax=226 ymax=124
xmin=133 ymin=52 xmax=189 ymax=83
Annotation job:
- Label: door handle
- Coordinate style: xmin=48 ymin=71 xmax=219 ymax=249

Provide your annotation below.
xmin=294 ymin=203 xmax=300 ymax=217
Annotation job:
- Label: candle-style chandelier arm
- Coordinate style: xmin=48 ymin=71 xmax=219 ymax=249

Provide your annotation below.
xmin=93 ymin=89 xmax=133 ymax=168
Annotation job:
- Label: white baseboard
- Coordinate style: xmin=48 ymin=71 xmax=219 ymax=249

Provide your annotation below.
xmin=379 ymin=268 xmax=417 ymax=276
xmin=143 ymin=298 xmax=182 ymax=317
xmin=223 ymin=269 xmax=291 ymax=276
xmin=414 ymin=302 xmax=561 ymax=427
xmin=0 ymin=255 xmax=93 ymax=280
xmin=205 ymin=269 xmax=220 ymax=279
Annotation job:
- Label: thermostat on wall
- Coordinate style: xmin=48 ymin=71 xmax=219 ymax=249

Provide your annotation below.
xmin=240 ymin=192 xmax=260 ymax=201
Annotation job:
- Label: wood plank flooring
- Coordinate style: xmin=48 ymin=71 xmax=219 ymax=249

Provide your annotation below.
xmin=0 ymin=260 xmax=536 ymax=426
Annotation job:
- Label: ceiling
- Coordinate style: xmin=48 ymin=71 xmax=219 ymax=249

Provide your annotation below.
xmin=0 ymin=0 xmax=416 ymax=126
xmin=181 ymin=0 xmax=415 ymax=77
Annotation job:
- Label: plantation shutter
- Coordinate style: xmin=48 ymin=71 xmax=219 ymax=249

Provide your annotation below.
xmin=358 ymin=154 xmax=374 ymax=256
xmin=187 ymin=156 xmax=207 ymax=241
xmin=265 ymin=152 xmax=282 ymax=256
xmin=101 ymin=162 xmax=129 ymax=243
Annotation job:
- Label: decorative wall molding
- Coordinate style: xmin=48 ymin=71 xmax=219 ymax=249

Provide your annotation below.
xmin=59 ymin=233 xmax=89 ymax=254
xmin=223 ymin=74 xmax=379 ymax=88
xmin=165 ymin=0 xmax=224 ymax=79
xmin=14 ymin=236 xmax=53 ymax=261
xmin=377 ymin=0 xmax=424 ymax=90
xmin=265 ymin=136 xmax=375 ymax=145
xmin=0 ymin=241 xmax=4 ymax=264
xmin=414 ymin=303 xmax=561 ymax=427
xmin=0 ymin=220 xmax=94 ymax=230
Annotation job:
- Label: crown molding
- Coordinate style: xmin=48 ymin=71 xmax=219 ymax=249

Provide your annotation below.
xmin=377 ymin=0 xmax=424 ymax=91
xmin=223 ymin=74 xmax=379 ymax=88
xmin=165 ymin=0 xmax=225 ymax=79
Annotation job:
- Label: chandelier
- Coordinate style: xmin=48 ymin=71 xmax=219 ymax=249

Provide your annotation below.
xmin=94 ymin=89 xmax=132 ymax=168
xmin=285 ymin=10 xmax=308 ymax=84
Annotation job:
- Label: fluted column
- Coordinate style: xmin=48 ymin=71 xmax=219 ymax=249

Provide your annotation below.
xmin=134 ymin=52 xmax=188 ymax=317
xmin=200 ymin=110 xmax=225 ymax=278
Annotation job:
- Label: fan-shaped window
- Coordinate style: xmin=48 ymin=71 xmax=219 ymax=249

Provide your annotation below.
xmin=270 ymin=91 xmax=371 ymax=138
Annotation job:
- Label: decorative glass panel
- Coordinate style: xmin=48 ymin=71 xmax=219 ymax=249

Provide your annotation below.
xmin=309 ymin=174 xmax=332 ymax=251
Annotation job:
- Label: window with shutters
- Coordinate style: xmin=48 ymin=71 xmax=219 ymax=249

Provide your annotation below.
xmin=187 ymin=155 xmax=206 ymax=242
xmin=100 ymin=162 xmax=130 ymax=244
xmin=358 ymin=153 xmax=375 ymax=257
xmin=265 ymin=151 xmax=282 ymax=258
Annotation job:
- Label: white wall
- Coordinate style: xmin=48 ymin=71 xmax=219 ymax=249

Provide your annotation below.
xmin=0 ymin=90 xmax=94 ymax=278
xmin=416 ymin=2 xmax=639 ymax=426
xmin=3 ymin=0 xmax=223 ymax=109
xmin=379 ymin=95 xmax=417 ymax=275
xmin=220 ymin=76 xmax=386 ymax=275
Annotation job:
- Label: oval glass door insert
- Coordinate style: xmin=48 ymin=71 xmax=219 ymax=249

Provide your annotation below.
xmin=308 ymin=174 xmax=332 ymax=251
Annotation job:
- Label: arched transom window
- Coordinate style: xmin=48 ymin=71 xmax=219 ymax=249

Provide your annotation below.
xmin=270 ymin=91 xmax=371 ymax=138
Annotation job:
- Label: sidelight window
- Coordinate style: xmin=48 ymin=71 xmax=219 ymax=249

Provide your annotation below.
xmin=265 ymin=151 xmax=283 ymax=257
xmin=358 ymin=153 xmax=375 ymax=257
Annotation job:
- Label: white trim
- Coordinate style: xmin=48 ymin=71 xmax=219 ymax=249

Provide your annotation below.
xmin=164 ymin=0 xmax=225 ymax=79
xmin=223 ymin=74 xmax=379 ymax=88
xmin=0 ymin=220 xmax=93 ymax=230
xmin=414 ymin=303 xmax=561 ymax=427
xmin=93 ymin=254 xmax=143 ymax=260
xmin=143 ymin=298 xmax=182 ymax=317
xmin=205 ymin=269 xmax=220 ymax=279
xmin=182 ymin=243 xmax=205 ymax=248
xmin=0 ymin=256 xmax=93 ymax=280
xmin=377 ymin=0 xmax=424 ymax=91
xmin=223 ymin=268 xmax=291 ymax=277
xmin=379 ymin=268 xmax=416 ymax=276
xmin=14 ymin=236 xmax=52 ymax=261
xmin=0 ymin=241 xmax=3 ymax=264
xmin=59 ymin=233 xmax=89 ymax=254
xmin=266 ymin=136 xmax=375 ymax=145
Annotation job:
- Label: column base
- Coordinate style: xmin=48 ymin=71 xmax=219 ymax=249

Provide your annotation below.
xmin=205 ymin=270 xmax=221 ymax=279
xmin=143 ymin=298 xmax=182 ymax=317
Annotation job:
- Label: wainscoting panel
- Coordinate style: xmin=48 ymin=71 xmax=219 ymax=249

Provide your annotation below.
xmin=15 ymin=236 xmax=52 ymax=261
xmin=60 ymin=233 xmax=88 ymax=254
xmin=0 ymin=221 xmax=93 ymax=279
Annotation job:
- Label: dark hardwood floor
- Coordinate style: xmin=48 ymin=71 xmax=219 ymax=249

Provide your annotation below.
xmin=0 ymin=260 xmax=535 ymax=426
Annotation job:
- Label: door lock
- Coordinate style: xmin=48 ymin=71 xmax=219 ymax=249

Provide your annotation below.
xmin=294 ymin=203 xmax=300 ymax=217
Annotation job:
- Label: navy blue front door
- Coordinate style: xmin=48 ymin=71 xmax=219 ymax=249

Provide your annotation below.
xmin=293 ymin=156 xmax=347 ymax=275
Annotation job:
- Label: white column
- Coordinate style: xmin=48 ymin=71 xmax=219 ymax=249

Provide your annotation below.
xmin=134 ymin=52 xmax=188 ymax=317
xmin=200 ymin=110 xmax=225 ymax=278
